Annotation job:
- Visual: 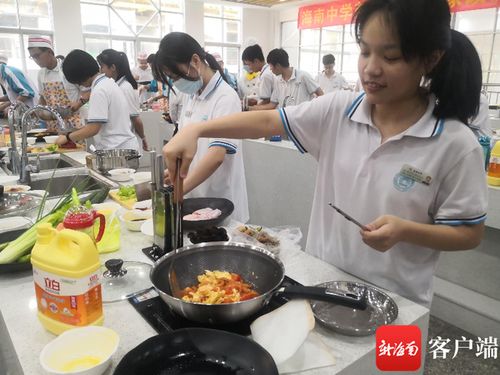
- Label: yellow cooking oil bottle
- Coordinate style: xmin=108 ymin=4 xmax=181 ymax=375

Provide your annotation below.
xmin=31 ymin=223 xmax=103 ymax=335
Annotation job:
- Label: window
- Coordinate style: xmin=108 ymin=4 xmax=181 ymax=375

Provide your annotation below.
xmin=453 ymin=7 xmax=500 ymax=104
xmin=80 ymin=0 xmax=184 ymax=64
xmin=0 ymin=0 xmax=53 ymax=75
xmin=280 ymin=22 xmax=358 ymax=85
xmin=203 ymin=3 xmax=241 ymax=74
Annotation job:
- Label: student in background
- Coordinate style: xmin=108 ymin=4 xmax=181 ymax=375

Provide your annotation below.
xmin=210 ymin=52 xmax=237 ymax=91
xmin=27 ymin=35 xmax=84 ymax=130
xmin=241 ymin=44 xmax=275 ymax=108
xmin=0 ymin=54 xmax=38 ymax=115
xmin=153 ymin=32 xmax=249 ymax=223
xmin=133 ymin=52 xmax=154 ymax=103
xmin=97 ymin=49 xmax=149 ymax=151
xmin=316 ymin=54 xmax=350 ymax=93
xmin=251 ymin=48 xmax=323 ymax=110
xmin=56 ymin=49 xmax=139 ymax=152
xmin=163 ymin=0 xmax=487 ymax=311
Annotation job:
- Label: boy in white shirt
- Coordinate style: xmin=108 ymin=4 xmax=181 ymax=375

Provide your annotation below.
xmin=316 ymin=54 xmax=350 ymax=93
xmin=55 ymin=49 xmax=139 ymax=152
xmin=250 ymin=48 xmax=323 ymax=110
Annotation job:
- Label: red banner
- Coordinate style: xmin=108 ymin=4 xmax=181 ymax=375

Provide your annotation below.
xmin=298 ymin=0 xmax=500 ymax=30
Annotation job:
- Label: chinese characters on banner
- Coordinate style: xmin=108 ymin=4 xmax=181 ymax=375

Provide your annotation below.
xmin=298 ymin=0 xmax=500 ymax=29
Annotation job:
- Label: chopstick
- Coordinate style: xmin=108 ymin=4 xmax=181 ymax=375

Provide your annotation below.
xmin=328 ymin=203 xmax=371 ymax=232
xmin=174 ymin=158 xmax=183 ymax=248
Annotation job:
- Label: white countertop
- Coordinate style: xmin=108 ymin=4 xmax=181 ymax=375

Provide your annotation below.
xmin=0 ymin=222 xmax=429 ymax=375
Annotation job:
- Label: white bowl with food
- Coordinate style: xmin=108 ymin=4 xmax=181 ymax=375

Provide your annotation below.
xmin=27 ymin=137 xmax=37 ymax=145
xmin=43 ymin=135 xmax=59 ymax=144
xmin=4 ymin=184 xmax=31 ymax=193
xmin=39 ymin=326 xmax=119 ymax=375
xmin=108 ymin=168 xmax=135 ymax=182
xmin=120 ymin=210 xmax=152 ymax=231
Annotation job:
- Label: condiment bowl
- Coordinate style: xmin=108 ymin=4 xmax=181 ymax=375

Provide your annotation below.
xmin=120 ymin=210 xmax=152 ymax=231
xmin=39 ymin=326 xmax=119 ymax=375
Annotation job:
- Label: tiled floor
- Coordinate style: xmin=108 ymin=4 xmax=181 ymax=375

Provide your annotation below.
xmin=424 ymin=315 xmax=500 ymax=374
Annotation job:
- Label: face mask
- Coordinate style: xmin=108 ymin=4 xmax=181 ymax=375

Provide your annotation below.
xmin=173 ymin=64 xmax=203 ymax=94
xmin=243 ymin=65 xmax=252 ymax=73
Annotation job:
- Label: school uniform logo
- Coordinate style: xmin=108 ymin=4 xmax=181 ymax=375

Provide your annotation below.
xmin=393 ymin=164 xmax=433 ymax=192
xmin=393 ymin=173 xmax=415 ymax=192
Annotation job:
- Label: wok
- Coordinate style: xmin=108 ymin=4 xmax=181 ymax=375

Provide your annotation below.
xmin=114 ymin=327 xmax=278 ymax=375
xmin=150 ymin=242 xmax=367 ymax=324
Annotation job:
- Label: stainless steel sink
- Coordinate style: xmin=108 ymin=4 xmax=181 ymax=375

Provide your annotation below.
xmin=28 ymin=168 xmax=115 ymax=198
xmin=29 ymin=154 xmax=81 ymax=171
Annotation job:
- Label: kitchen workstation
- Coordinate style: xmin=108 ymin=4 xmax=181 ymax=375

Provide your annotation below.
xmin=2 ymin=0 xmax=500 ymax=374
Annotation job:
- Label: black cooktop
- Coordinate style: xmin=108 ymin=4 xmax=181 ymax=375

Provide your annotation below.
xmin=128 ymin=275 xmax=302 ymax=336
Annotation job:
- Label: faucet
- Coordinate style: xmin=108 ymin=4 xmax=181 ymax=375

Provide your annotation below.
xmin=18 ymin=105 xmax=73 ymax=184
xmin=6 ymin=102 xmax=29 ymax=174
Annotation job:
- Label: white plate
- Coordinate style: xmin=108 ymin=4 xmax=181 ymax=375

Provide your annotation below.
xmin=0 ymin=216 xmax=32 ymax=232
xmin=133 ymin=199 xmax=152 ymax=211
xmin=132 ymin=171 xmax=151 ymax=184
xmin=140 ymin=219 xmax=154 ymax=237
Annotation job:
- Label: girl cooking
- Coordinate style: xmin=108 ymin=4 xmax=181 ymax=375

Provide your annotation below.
xmin=154 ymin=32 xmax=249 ymax=223
xmin=97 ymin=49 xmax=149 ymax=152
xmin=163 ymin=0 xmax=488 ymax=308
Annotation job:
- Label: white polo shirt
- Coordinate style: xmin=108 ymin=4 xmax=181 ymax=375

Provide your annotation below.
xmin=279 ymin=91 xmax=488 ymax=307
xmin=271 ymin=68 xmax=320 ymax=108
xmin=116 ymin=77 xmax=140 ymax=118
xmin=315 ymin=71 xmax=349 ymax=93
xmin=258 ymin=64 xmax=274 ymax=100
xmin=37 ymin=58 xmax=80 ymax=102
xmin=179 ymin=72 xmax=249 ymax=223
xmin=86 ymin=74 xmax=139 ymax=151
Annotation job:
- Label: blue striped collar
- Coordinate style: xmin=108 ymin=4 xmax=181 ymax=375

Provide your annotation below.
xmin=91 ymin=73 xmax=108 ymax=90
xmin=196 ymin=71 xmax=223 ymax=100
xmin=347 ymin=92 xmax=444 ymax=138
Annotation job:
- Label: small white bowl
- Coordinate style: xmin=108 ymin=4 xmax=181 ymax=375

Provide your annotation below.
xmin=40 ymin=326 xmax=119 ymax=375
xmin=27 ymin=137 xmax=37 ymax=145
xmin=44 ymin=135 xmax=59 ymax=144
xmin=120 ymin=210 xmax=152 ymax=231
xmin=4 ymin=184 xmax=31 ymax=192
xmin=132 ymin=199 xmax=152 ymax=211
xmin=140 ymin=218 xmax=154 ymax=237
xmin=108 ymin=168 xmax=135 ymax=182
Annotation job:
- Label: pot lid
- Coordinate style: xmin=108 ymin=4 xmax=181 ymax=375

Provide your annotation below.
xmin=100 ymin=259 xmax=152 ymax=303
xmin=0 ymin=186 xmax=41 ymax=217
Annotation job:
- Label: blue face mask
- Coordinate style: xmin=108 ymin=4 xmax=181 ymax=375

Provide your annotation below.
xmin=243 ymin=64 xmax=252 ymax=73
xmin=173 ymin=64 xmax=203 ymax=94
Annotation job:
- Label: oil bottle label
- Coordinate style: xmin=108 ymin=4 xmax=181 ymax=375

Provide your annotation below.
xmin=33 ymin=267 xmax=102 ymax=326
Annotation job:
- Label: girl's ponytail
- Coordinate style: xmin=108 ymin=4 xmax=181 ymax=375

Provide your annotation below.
xmin=429 ymin=30 xmax=482 ymax=124
xmin=205 ymin=52 xmax=228 ymax=84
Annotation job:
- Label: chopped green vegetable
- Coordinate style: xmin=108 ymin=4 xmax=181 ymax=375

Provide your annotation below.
xmin=117 ymin=185 xmax=136 ymax=200
xmin=46 ymin=144 xmax=58 ymax=152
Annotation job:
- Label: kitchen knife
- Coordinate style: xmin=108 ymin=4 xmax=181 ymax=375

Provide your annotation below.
xmin=134 ymin=181 xmax=151 ymax=201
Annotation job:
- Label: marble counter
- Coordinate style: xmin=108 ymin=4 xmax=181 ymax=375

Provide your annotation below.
xmin=0 ymin=220 xmax=429 ymax=375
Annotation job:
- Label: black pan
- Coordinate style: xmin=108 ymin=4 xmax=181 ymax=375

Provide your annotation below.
xmin=0 ymin=229 xmax=32 ymax=273
xmin=113 ymin=328 xmax=278 ymax=375
xmin=151 ymin=243 xmax=367 ymax=324
xmin=182 ymin=197 xmax=234 ymax=230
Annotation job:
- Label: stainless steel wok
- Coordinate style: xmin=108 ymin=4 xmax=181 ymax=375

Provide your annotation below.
xmin=150 ymin=242 xmax=367 ymax=324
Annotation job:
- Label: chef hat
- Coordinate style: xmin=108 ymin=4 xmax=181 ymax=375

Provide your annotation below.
xmin=137 ymin=52 xmax=148 ymax=61
xmin=210 ymin=52 xmax=223 ymax=63
xmin=0 ymin=54 xmax=7 ymax=64
xmin=27 ymin=35 xmax=53 ymax=50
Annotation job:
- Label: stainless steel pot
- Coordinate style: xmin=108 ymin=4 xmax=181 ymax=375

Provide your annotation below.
xmin=150 ymin=242 xmax=367 ymax=324
xmin=94 ymin=149 xmax=140 ymax=174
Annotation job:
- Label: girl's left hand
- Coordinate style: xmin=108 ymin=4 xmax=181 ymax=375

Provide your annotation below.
xmin=360 ymin=215 xmax=407 ymax=252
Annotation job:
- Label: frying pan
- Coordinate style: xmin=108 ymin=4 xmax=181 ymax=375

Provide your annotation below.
xmin=113 ymin=327 xmax=278 ymax=375
xmin=182 ymin=197 xmax=234 ymax=230
xmin=150 ymin=242 xmax=367 ymax=324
